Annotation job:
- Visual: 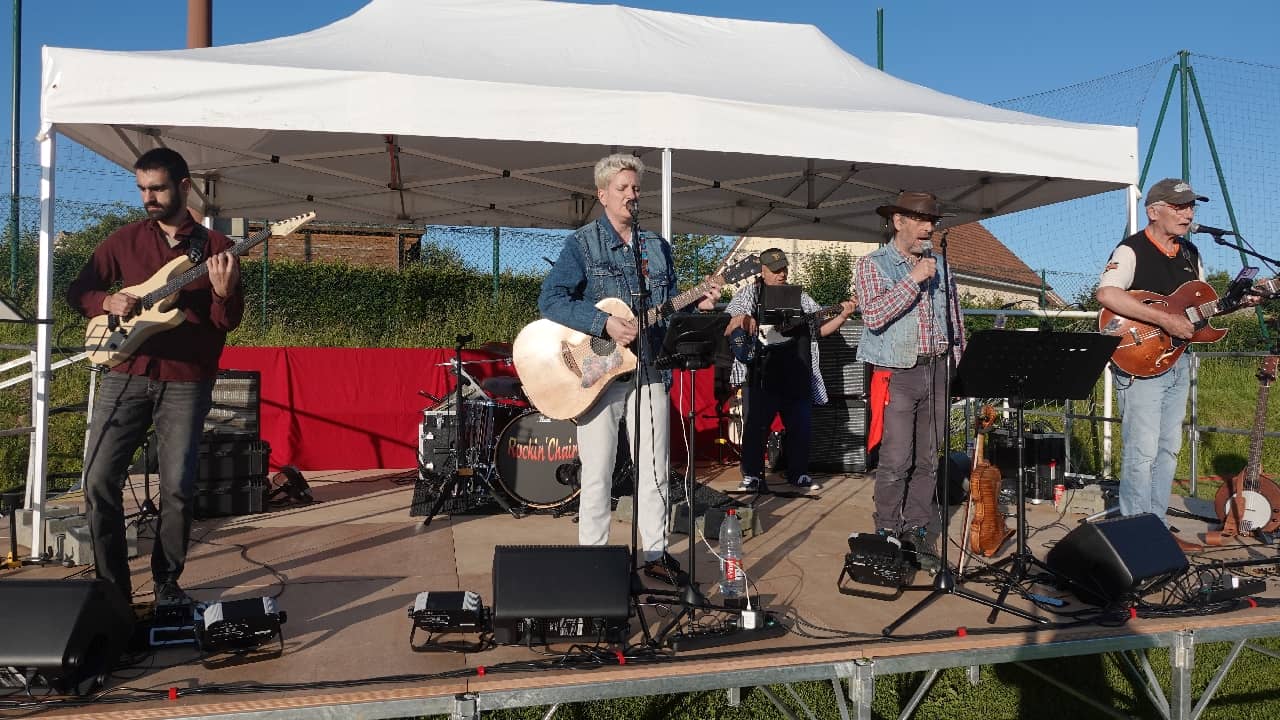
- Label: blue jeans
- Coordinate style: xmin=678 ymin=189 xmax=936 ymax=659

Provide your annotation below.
xmin=1115 ymin=355 xmax=1190 ymax=525
xmin=83 ymin=372 xmax=214 ymax=599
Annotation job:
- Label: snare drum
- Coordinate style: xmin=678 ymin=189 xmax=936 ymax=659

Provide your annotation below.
xmin=492 ymin=411 xmax=580 ymax=509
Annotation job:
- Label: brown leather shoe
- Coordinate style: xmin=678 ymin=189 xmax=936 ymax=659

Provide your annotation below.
xmin=1171 ymin=530 xmax=1203 ymax=553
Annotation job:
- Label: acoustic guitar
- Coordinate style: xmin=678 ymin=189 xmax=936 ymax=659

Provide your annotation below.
xmin=1099 ymin=277 xmax=1280 ymax=377
xmin=513 ymin=254 xmax=760 ymax=421
xmin=1209 ymin=356 xmax=1280 ymax=543
xmin=964 ymin=405 xmax=1014 ymax=558
xmin=84 ymin=212 xmax=316 ymax=368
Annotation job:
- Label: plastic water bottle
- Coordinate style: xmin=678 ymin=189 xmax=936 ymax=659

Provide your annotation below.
xmin=719 ymin=508 xmax=746 ymax=600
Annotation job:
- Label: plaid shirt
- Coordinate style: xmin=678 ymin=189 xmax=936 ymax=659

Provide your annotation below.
xmin=854 ymin=247 xmax=963 ymax=361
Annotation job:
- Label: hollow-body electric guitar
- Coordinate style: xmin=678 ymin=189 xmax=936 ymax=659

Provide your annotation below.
xmin=84 ymin=212 xmax=316 ymax=367
xmin=513 ymin=254 xmax=760 ymax=421
xmin=1098 ymin=277 xmax=1279 ymax=377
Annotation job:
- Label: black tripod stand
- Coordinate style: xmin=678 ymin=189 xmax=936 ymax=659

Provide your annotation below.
xmin=125 ymin=435 xmax=160 ymax=524
xmin=647 ymin=312 xmax=734 ymax=645
xmin=954 ymin=330 xmax=1118 ymax=622
xmin=423 ymin=334 xmax=519 ymax=526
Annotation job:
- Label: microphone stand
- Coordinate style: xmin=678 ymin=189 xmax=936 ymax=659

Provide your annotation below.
xmin=624 ymin=201 xmax=663 ymax=646
xmin=883 ymin=230 xmax=1046 ymax=636
xmin=1209 ymin=234 xmax=1280 ymax=278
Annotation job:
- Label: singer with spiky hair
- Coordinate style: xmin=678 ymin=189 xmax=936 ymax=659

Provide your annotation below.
xmin=853 ymin=191 xmax=963 ymax=547
xmin=537 ymin=153 xmax=719 ymax=586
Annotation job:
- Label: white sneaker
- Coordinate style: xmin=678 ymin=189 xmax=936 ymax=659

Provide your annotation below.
xmin=791 ymin=474 xmax=821 ymax=491
xmin=738 ymin=475 xmax=762 ymax=491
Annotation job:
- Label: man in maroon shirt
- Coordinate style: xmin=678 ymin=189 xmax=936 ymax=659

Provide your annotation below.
xmin=68 ymin=148 xmax=243 ymax=605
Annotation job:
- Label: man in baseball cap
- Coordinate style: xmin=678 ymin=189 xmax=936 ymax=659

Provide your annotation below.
xmin=1097 ymin=177 xmax=1212 ymax=552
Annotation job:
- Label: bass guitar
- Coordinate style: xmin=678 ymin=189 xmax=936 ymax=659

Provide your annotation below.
xmin=964 ymin=405 xmax=1014 ymax=558
xmin=84 ymin=212 xmax=317 ymax=368
xmin=727 ymin=299 xmax=855 ymax=364
xmin=1208 ymin=356 xmax=1280 ymax=544
xmin=513 ymin=254 xmax=760 ymax=421
xmin=1099 ymin=277 xmax=1280 ymax=377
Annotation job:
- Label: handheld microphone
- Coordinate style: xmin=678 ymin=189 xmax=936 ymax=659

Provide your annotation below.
xmin=920 ymin=240 xmax=933 ymax=259
xmin=1188 ymin=222 xmax=1236 ymax=237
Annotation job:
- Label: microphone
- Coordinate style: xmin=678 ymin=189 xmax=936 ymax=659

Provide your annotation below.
xmin=1188 ymin=222 xmax=1236 ymax=237
xmin=920 ymin=240 xmax=933 ymax=259
xmin=626 ymin=199 xmax=639 ymax=217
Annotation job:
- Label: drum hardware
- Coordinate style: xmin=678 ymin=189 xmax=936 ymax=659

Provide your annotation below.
xmin=422 ymin=334 xmax=522 ymax=526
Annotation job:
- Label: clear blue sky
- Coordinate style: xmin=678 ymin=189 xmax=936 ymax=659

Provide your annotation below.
xmin=1 ymin=0 xmax=1277 ymax=278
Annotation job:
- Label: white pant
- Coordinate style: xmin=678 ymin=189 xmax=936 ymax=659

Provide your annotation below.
xmin=575 ymin=372 xmax=670 ymax=559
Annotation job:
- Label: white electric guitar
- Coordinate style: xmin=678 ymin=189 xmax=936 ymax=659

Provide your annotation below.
xmin=84 ymin=212 xmax=316 ymax=367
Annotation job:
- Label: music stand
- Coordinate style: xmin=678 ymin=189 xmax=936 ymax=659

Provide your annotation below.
xmin=649 ymin=312 xmax=737 ymax=645
xmin=758 ymin=284 xmax=804 ymax=329
xmin=954 ymin=330 xmax=1119 ymax=622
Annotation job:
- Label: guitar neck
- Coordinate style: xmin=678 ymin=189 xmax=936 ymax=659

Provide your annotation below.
xmin=142 ymin=227 xmax=270 ymax=305
xmin=643 ymin=276 xmax=719 ymax=325
xmin=1197 ymin=276 xmax=1280 ymax=322
xmin=1245 ymin=383 xmax=1269 ymax=486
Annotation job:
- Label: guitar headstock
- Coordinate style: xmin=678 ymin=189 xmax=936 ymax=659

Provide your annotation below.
xmin=1259 ymin=356 xmax=1279 ymax=387
xmin=718 ymin=254 xmax=761 ymax=285
xmin=269 ymin=211 xmax=317 ymax=238
xmin=976 ymin=405 xmax=999 ymax=434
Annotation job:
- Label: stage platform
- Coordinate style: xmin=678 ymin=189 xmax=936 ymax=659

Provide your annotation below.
xmin=3 ymin=464 xmax=1279 ymax=720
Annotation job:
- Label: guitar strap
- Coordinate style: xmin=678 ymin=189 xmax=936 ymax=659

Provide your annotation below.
xmin=186 ymin=223 xmax=209 ymax=264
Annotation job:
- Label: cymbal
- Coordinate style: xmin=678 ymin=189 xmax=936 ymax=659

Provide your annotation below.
xmin=433 ymin=359 xmax=508 ymax=367
xmin=479 ymin=341 xmax=513 ymax=358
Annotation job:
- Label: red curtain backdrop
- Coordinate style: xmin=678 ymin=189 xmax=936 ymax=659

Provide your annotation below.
xmin=219 ymin=348 xmax=723 ymax=471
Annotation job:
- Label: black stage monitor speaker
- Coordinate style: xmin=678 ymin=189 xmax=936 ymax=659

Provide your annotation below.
xmin=0 ymin=579 xmax=135 ymax=695
xmin=492 ymin=545 xmax=630 ymax=645
xmin=1045 ymin=513 xmax=1189 ymax=606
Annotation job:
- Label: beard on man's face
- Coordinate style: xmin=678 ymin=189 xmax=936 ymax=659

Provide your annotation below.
xmin=145 ymin=198 xmax=181 ymax=223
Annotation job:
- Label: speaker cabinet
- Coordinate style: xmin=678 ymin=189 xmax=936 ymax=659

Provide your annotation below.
xmin=0 ymin=579 xmax=134 ymax=695
xmin=817 ymin=322 xmax=868 ymax=398
xmin=491 ymin=545 xmax=631 ymax=645
xmin=205 ymin=369 xmax=261 ymax=436
xmin=1045 ymin=513 xmax=1189 ymax=606
xmin=809 ymin=399 xmax=868 ymax=473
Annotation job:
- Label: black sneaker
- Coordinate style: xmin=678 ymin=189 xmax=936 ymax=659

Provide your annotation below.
xmin=642 ymin=552 xmax=685 ymax=586
xmin=154 ymin=580 xmax=193 ymax=606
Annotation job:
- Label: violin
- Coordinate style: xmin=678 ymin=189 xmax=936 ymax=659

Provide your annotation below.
xmin=967 ymin=405 xmax=1014 ymax=557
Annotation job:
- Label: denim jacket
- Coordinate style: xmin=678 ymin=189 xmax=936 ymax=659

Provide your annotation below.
xmin=538 ymin=218 xmax=677 ymax=354
xmin=856 ymin=243 xmax=953 ymax=369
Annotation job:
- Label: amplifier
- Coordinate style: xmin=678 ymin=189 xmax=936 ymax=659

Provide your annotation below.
xmin=205 ymin=369 xmax=260 ymax=436
xmin=817 ymin=322 xmax=868 ymax=398
xmin=809 ymin=399 xmax=868 ymax=473
xmin=492 ymin=545 xmax=630 ymax=645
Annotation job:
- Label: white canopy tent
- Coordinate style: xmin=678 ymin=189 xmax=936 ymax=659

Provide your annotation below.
xmin=29 ymin=0 xmax=1138 ymax=553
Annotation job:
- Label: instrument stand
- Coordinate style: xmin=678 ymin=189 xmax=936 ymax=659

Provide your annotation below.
xmin=954 ymin=330 xmax=1118 ymax=623
xmin=125 ymin=435 xmax=160 ymax=525
xmin=645 ymin=312 xmax=748 ymax=648
xmin=423 ymin=334 xmax=521 ymax=527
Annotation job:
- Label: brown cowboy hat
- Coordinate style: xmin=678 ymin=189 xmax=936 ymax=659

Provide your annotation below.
xmin=875 ymin=191 xmax=951 ymax=220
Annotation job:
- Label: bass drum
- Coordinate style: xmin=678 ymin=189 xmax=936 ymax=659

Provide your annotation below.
xmin=493 ymin=411 xmax=581 ymax=509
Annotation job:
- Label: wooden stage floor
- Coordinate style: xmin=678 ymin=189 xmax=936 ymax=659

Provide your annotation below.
xmin=3 ymin=463 xmax=1280 ymax=719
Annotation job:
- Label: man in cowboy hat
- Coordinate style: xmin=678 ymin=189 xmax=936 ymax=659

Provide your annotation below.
xmin=853 ymin=191 xmax=963 ymax=547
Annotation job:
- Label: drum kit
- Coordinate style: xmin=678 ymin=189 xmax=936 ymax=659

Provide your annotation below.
xmin=417 ymin=342 xmax=583 ymax=517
